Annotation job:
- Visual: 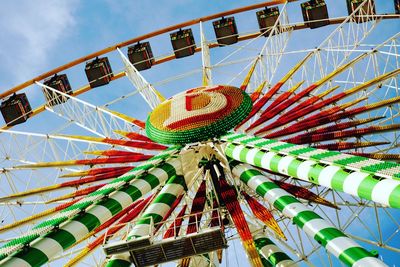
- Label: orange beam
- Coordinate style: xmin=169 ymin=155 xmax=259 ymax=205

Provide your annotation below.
xmin=0 ymin=1 xmax=291 ymax=99
xmin=2 ymin=13 xmax=399 ymax=100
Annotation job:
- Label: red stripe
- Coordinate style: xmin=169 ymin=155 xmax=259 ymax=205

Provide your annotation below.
xmin=235 ymin=82 xmax=284 ymax=130
xmin=163 ymin=204 xmax=187 ymax=238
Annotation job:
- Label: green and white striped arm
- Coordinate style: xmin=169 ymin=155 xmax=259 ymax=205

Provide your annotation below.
xmin=226 ymin=143 xmax=400 ymax=209
xmin=254 ymin=234 xmax=297 ymax=267
xmin=0 ymin=156 xmax=182 ymax=267
xmin=230 ymin=162 xmax=387 ymax=267
xmin=0 ymin=146 xmax=180 ymax=261
xmin=222 ymin=133 xmax=400 ymax=180
xmin=106 ymin=174 xmax=188 ymax=267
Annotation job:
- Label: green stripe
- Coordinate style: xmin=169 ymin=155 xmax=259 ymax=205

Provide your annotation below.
xmin=121 ymin=185 xmax=142 ymax=201
xmin=14 ymin=247 xmax=48 ymax=267
xmin=361 ymin=161 xmax=398 ymax=173
xmin=271 ymin=143 xmax=297 ymax=152
xmin=310 ymin=151 xmax=340 ymax=160
xmin=255 ymin=181 xmax=272 ymax=197
xmin=254 ymin=139 xmax=277 ymax=148
xmin=137 ymin=213 xmax=164 ymax=225
xmin=225 ymin=144 xmax=236 ymax=159
xmin=74 ymin=213 xmax=100 ymax=232
xmin=166 ymin=175 xmax=186 ymax=188
xmin=105 ymin=258 xmax=132 ymax=267
xmin=260 ymin=257 xmax=273 ymax=267
xmin=47 ymin=229 xmax=76 ymax=250
xmin=160 ymin=162 xmax=177 ymax=178
xmin=294 ymin=211 xmax=321 ymax=228
xmin=356 ymin=176 xmax=378 ymax=201
xmin=290 ymin=146 xmax=315 ymax=156
xmin=153 ymin=193 xmax=177 ymax=205
xmin=240 ymin=169 xmax=262 ymax=184
xmin=288 ymin=159 xmax=302 ymax=177
xmin=309 ymin=165 xmax=324 ymax=183
xmin=314 ymin=227 xmax=346 ymax=247
xmin=273 ymin=195 xmax=298 ymax=211
xmin=254 ymin=150 xmax=265 ymax=166
xmin=334 ymin=156 xmax=365 ymax=165
xmin=330 ymin=169 xmax=349 ymax=192
xmin=269 ymin=155 xmax=281 ymax=172
xmin=389 ymin=184 xmax=400 ymax=208
xmin=239 ymin=147 xmax=251 ymax=162
xmin=255 ymin=181 xmax=280 ymax=198
xmin=339 ymin=246 xmax=373 ymax=266
xmin=254 ymin=237 xmax=273 ymax=249
xmin=137 ymin=173 xmax=159 ymax=189
xmin=226 ymin=133 xmax=246 ymax=141
xmin=269 ymin=252 xmax=291 ymax=265
xmin=99 ymin=198 xmax=123 ymax=215
xmin=241 ymin=136 xmax=261 ymax=144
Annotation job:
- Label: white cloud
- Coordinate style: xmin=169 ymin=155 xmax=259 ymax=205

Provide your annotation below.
xmin=0 ymin=0 xmax=78 ymax=88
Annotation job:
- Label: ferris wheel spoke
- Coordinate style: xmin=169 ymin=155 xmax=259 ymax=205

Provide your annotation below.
xmin=200 ymin=21 xmax=212 ymax=87
xmin=54 ymin=134 xmax=167 ymax=151
xmin=307 ymin=0 xmax=381 ymax=80
xmin=271 ymin=68 xmax=400 ymax=133
xmin=235 ymin=51 xmax=313 ymax=131
xmin=267 ymin=94 xmax=399 ymax=140
xmin=258 ymin=2 xmax=293 ymax=84
xmin=0 ymin=165 xmax=137 ymax=203
xmin=0 ymin=198 xmax=82 ymax=233
xmin=38 ymin=81 xmax=144 ymax=139
xmin=117 ymin=48 xmax=165 ymax=110
xmin=251 ymin=56 xmax=393 ymax=136
xmin=242 ymin=191 xmax=286 ymax=239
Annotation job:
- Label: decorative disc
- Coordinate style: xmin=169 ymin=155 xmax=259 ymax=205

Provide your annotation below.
xmin=146 ymin=85 xmax=252 ymax=144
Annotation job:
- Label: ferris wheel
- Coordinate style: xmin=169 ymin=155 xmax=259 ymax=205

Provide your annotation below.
xmin=0 ymin=0 xmax=400 ymax=266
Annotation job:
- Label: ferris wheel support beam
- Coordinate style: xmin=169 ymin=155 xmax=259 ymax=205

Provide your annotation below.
xmin=302 ymin=0 xmax=381 ymax=85
xmin=200 ymin=21 xmax=212 ymax=87
xmin=0 ymin=129 xmax=109 ymax=174
xmin=231 ymin=162 xmax=388 ymax=267
xmin=37 ymin=82 xmax=142 ymax=138
xmin=117 ymin=48 xmax=165 ymax=110
xmin=259 ymin=2 xmax=293 ymax=85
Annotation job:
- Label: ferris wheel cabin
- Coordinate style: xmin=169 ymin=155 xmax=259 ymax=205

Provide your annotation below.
xmin=256 ymin=6 xmax=280 ymax=37
xmin=301 ymin=0 xmax=330 ymax=29
xmin=85 ymin=56 xmax=113 ymax=88
xmin=170 ymin=28 xmax=196 ymax=59
xmin=43 ymin=74 xmax=72 ymax=106
xmin=0 ymin=93 xmax=32 ymax=126
xmin=127 ymin=42 xmax=155 ymax=71
xmin=212 ymin=17 xmax=239 ymax=46
xmin=347 ymin=0 xmax=376 ymax=23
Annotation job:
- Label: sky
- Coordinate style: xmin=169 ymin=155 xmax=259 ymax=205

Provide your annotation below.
xmin=0 ymin=0 xmax=400 ymax=266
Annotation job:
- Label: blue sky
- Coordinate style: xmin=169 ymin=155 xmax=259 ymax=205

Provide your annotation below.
xmin=0 ymin=0 xmax=400 ymax=266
